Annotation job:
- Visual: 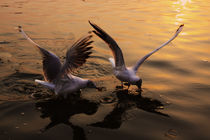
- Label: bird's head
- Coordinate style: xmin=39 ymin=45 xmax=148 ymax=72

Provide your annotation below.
xmin=135 ymin=79 xmax=142 ymax=89
xmin=87 ymin=80 xmax=97 ymax=89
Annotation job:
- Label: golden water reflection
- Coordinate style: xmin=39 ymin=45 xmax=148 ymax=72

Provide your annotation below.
xmin=0 ymin=0 xmax=210 ymax=139
xmin=174 ymin=0 xmax=192 ymax=7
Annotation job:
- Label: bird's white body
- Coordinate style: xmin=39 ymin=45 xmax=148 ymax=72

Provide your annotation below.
xmin=35 ymin=75 xmax=90 ymax=98
xmin=113 ymin=67 xmax=140 ymax=84
xmin=54 ymin=75 xmax=88 ymax=95
xmin=109 ymin=57 xmax=140 ymax=84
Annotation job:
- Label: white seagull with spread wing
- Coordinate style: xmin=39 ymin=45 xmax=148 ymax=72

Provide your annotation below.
xmin=19 ymin=26 xmax=99 ymax=98
xmin=89 ymin=21 xmax=184 ymax=90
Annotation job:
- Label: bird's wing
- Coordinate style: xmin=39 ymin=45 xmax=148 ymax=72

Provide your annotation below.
xmin=132 ymin=24 xmax=184 ymax=72
xmin=60 ymin=34 xmax=93 ymax=74
xmin=89 ymin=21 xmax=126 ymax=69
xmin=18 ymin=26 xmax=62 ymax=82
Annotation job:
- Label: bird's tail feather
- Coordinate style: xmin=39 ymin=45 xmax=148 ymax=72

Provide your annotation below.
xmin=35 ymin=79 xmax=55 ymax=89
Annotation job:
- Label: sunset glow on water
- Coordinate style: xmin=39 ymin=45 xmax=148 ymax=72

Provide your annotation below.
xmin=0 ymin=0 xmax=210 ymax=139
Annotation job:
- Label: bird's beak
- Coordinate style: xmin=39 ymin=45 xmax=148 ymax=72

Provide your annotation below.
xmin=176 ymin=24 xmax=184 ymax=34
xmin=137 ymin=84 xmax=142 ymax=90
xmin=136 ymin=79 xmax=142 ymax=89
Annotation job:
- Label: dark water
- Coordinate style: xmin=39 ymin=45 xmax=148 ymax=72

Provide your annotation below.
xmin=0 ymin=0 xmax=210 ymax=139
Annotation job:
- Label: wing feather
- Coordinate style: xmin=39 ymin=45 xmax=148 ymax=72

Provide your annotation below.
xmin=133 ymin=24 xmax=184 ymax=72
xmin=61 ymin=34 xmax=93 ymax=74
xmin=89 ymin=21 xmax=126 ymax=69
xmin=18 ymin=26 xmax=62 ymax=82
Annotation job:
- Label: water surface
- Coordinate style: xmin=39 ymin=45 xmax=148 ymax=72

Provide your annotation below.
xmin=0 ymin=0 xmax=210 ymax=139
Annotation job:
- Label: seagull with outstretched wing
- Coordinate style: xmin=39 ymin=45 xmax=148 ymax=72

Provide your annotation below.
xmin=18 ymin=26 xmax=99 ymax=98
xmin=89 ymin=21 xmax=184 ymax=90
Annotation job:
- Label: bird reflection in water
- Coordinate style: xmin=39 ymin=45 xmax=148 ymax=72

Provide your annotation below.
xmin=35 ymin=94 xmax=99 ymax=140
xmin=90 ymin=89 xmax=169 ymax=129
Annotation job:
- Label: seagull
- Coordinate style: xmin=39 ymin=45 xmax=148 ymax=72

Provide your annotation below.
xmin=18 ymin=26 xmax=99 ymax=98
xmin=89 ymin=21 xmax=184 ymax=90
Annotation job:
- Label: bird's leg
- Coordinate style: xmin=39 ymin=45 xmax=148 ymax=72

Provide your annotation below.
xmin=127 ymin=83 xmax=131 ymax=90
xmin=124 ymin=82 xmax=130 ymax=90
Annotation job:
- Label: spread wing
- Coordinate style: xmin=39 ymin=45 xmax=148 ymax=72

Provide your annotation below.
xmin=18 ymin=26 xmax=62 ymax=82
xmin=132 ymin=24 xmax=184 ymax=73
xmin=60 ymin=34 xmax=93 ymax=74
xmin=89 ymin=21 xmax=126 ymax=69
